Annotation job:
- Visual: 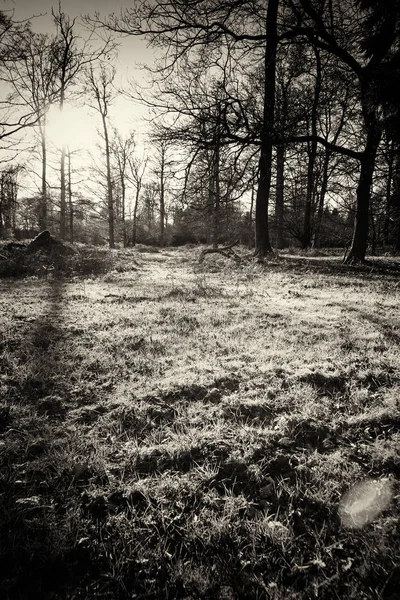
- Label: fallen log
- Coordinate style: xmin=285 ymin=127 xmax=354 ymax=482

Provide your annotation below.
xmin=198 ymin=240 xmax=242 ymax=264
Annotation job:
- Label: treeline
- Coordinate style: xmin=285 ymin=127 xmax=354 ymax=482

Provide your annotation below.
xmin=1 ymin=1 xmax=400 ymax=259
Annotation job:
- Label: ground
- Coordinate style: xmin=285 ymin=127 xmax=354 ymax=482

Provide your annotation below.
xmin=1 ymin=245 xmax=400 ymax=599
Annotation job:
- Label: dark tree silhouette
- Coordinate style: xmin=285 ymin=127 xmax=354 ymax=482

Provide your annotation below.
xmin=292 ymin=0 xmax=400 ymax=262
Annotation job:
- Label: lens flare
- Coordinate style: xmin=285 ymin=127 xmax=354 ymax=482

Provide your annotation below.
xmin=339 ymin=478 xmax=393 ymax=529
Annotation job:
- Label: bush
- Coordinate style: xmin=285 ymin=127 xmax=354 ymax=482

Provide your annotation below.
xmin=0 ymin=255 xmax=34 ymax=278
xmin=68 ymin=248 xmax=113 ymax=276
xmin=170 ymin=232 xmax=197 ymax=246
xmin=0 ymin=241 xmax=114 ymax=278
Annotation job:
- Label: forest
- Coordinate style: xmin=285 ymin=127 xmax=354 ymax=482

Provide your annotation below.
xmin=1 ymin=2 xmax=400 ymax=600
xmin=0 ymin=0 xmax=399 ymax=261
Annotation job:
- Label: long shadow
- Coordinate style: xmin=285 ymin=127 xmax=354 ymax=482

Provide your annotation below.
xmin=24 ymin=277 xmax=70 ymax=418
xmin=273 ymin=254 xmax=400 ymax=281
xmin=0 ymin=276 xmax=80 ymax=599
xmin=356 ymin=309 xmax=400 ymax=346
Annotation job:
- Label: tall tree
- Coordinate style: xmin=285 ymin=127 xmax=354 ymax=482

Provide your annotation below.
xmin=87 ymin=64 xmax=116 ymax=248
xmin=254 ymin=0 xmax=279 ymax=256
xmin=131 ymin=60 xmax=260 ymax=248
xmin=51 ymin=3 xmax=114 ymax=239
xmin=128 ymin=152 xmax=147 ymax=246
xmin=301 ymin=46 xmax=321 ymax=248
xmin=94 ymin=0 xmax=283 ymax=256
xmin=111 ymin=129 xmax=135 ymax=247
xmin=52 ymin=6 xmax=78 ymax=240
xmin=4 ymin=29 xmax=63 ymax=228
xmin=150 ymin=136 xmax=176 ymax=247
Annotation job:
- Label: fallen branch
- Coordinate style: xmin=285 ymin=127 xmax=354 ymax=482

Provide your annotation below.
xmin=199 ymin=240 xmax=242 ymax=263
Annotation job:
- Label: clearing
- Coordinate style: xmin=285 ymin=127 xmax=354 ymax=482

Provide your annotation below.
xmin=1 ymin=246 xmax=400 ymax=599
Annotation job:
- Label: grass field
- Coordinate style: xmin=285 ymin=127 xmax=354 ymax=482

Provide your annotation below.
xmin=1 ymin=246 xmax=400 ymax=599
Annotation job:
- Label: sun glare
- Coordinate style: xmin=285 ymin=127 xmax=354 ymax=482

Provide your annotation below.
xmin=46 ymin=103 xmax=96 ymax=151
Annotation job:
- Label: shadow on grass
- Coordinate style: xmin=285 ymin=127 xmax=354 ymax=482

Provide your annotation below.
xmin=356 ymin=310 xmax=400 ymax=346
xmin=21 ymin=277 xmax=69 ymax=415
xmin=0 ymin=277 xmax=96 ymax=599
xmin=270 ymin=254 xmax=400 ymax=281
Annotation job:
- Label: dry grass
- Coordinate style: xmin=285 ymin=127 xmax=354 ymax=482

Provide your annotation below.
xmin=1 ymin=246 xmax=400 ymax=599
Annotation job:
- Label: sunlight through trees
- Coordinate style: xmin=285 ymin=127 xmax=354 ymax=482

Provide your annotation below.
xmin=1 ymin=1 xmax=400 ymax=252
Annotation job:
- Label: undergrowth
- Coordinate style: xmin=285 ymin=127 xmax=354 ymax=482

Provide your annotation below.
xmin=0 ymin=241 xmax=135 ymax=278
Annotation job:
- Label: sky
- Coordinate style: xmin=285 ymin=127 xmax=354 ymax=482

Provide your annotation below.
xmin=3 ymin=0 xmax=155 ymax=196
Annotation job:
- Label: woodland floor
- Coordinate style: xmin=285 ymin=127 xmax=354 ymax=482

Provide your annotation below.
xmin=1 ymin=245 xmax=400 ymax=599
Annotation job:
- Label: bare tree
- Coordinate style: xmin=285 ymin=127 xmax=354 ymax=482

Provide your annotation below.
xmin=127 ymin=151 xmax=147 ymax=246
xmin=64 ymin=146 xmax=88 ymax=243
xmin=5 ymin=30 xmax=64 ymax=229
xmin=87 ymin=63 xmax=116 ymax=248
xmin=52 ymin=6 xmax=78 ymax=240
xmin=51 ymin=3 xmax=114 ymax=239
xmin=138 ymin=66 xmax=257 ymax=249
xmin=149 ymin=136 xmax=176 ymax=247
xmin=91 ymin=0 xmax=284 ymax=256
xmin=111 ymin=129 xmax=136 ymax=247
xmin=0 ymin=14 xmax=47 ymax=145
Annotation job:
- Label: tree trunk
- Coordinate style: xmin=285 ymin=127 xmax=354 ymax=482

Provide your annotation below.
xmin=249 ymin=186 xmax=254 ymax=227
xmin=39 ymin=119 xmax=47 ymax=230
xmin=132 ymin=184 xmax=140 ymax=246
xmin=370 ymin=209 xmax=377 ymax=256
xmin=314 ymin=149 xmax=330 ymax=248
xmin=11 ymin=180 xmax=17 ymax=230
xmin=302 ymin=138 xmax=317 ymax=248
xmin=248 ymin=186 xmax=255 ymax=248
xmin=302 ymin=47 xmax=321 ymax=249
xmin=59 ymin=84 xmax=66 ymax=240
xmin=60 ymin=144 xmax=66 ymax=239
xmin=67 ymin=149 xmax=73 ymax=243
xmin=383 ymin=139 xmax=394 ymax=245
xmin=212 ymin=147 xmax=221 ymax=249
xmin=345 ymin=136 xmax=380 ymax=262
xmin=212 ymin=193 xmax=220 ymax=248
xmin=102 ymin=114 xmax=114 ymax=249
xmin=254 ymin=0 xmax=279 ymax=257
xmin=121 ymin=180 xmax=127 ymax=247
xmin=275 ymin=144 xmax=285 ymax=249
xmin=346 ymin=75 xmax=382 ymax=263
xmin=345 ymin=81 xmax=381 ymax=264
xmin=396 ymin=218 xmax=400 ymax=253
xmin=159 ymin=152 xmax=165 ymax=247
xmin=212 ymin=101 xmax=222 ymax=249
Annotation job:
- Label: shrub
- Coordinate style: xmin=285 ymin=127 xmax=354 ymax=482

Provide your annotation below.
xmin=0 ymin=242 xmax=114 ymax=278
